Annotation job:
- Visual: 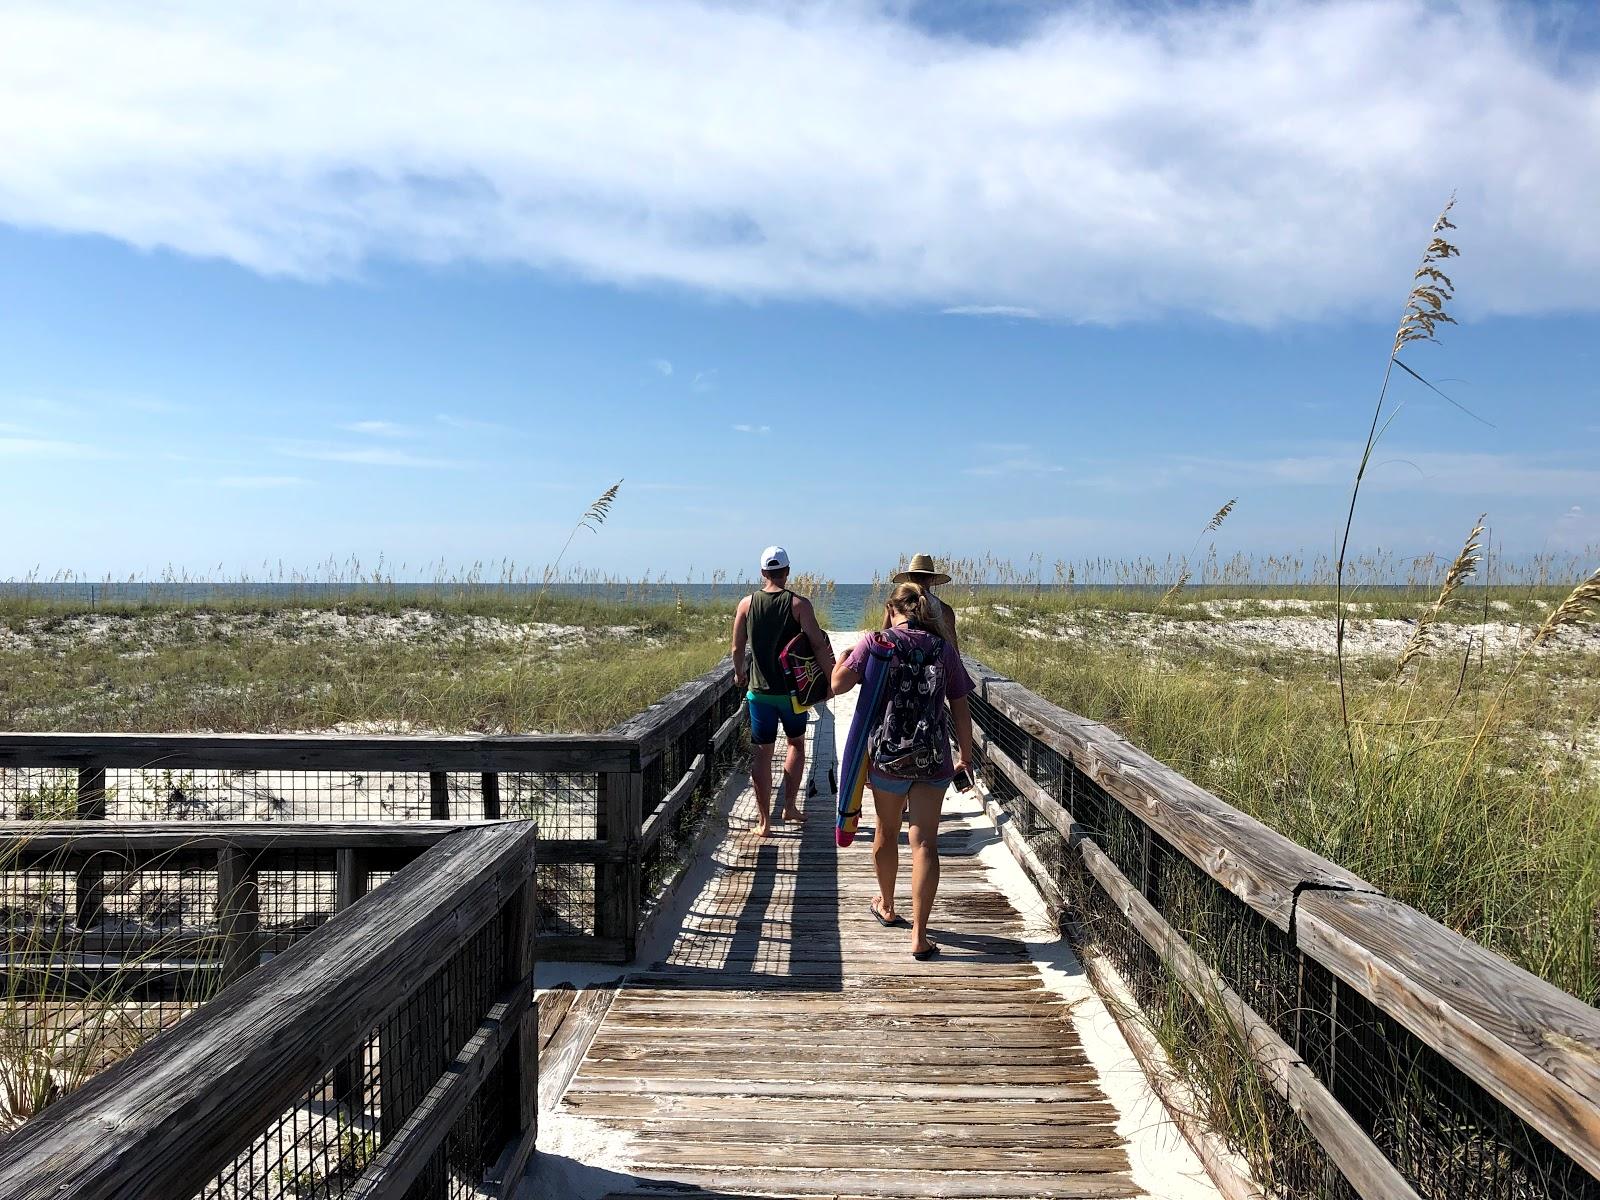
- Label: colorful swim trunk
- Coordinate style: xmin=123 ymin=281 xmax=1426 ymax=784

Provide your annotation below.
xmin=867 ymin=769 xmax=953 ymax=796
xmin=747 ymin=690 xmax=808 ymax=746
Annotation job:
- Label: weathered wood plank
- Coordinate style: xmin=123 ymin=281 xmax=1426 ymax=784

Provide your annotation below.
xmin=1297 ymin=889 xmax=1600 ymax=1182
xmin=0 ymin=731 xmax=635 ymax=773
xmin=562 ymin=1092 xmax=1117 ymax=1122
xmin=600 ymin=1118 xmax=1123 ymax=1148
xmin=348 ymin=980 xmax=533 ymax=1200
xmin=538 ymin=986 xmax=615 ymax=1113
xmin=0 ymin=821 xmax=539 ymax=1200
xmin=595 ymin=1167 xmax=1140 ymax=1198
xmin=604 ymin=659 xmax=735 ymax=757
xmin=1075 ymin=836 xmax=1421 ymax=1200
xmin=639 ymin=752 xmax=708 ymax=851
xmin=630 ymin=1139 xmax=1129 ymax=1174
xmin=973 ymin=665 xmax=1370 ymax=931
xmin=564 ymin=1077 xmax=1107 ymax=1102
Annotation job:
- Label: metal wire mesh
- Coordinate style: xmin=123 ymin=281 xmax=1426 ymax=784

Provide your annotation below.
xmin=642 ymin=685 xmax=749 ymax=903
xmin=0 ymin=765 xmax=598 ymax=825
xmin=971 ymin=692 xmax=1600 ymax=1200
xmin=195 ymin=911 xmax=513 ymax=1199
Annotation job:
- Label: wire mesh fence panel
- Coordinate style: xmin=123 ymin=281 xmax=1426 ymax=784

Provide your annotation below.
xmin=190 ymin=884 xmax=520 ymax=1199
xmin=969 ymin=680 xmax=1600 ymax=1200
xmin=536 ymin=862 xmax=595 ymax=939
xmin=0 ymin=770 xmax=78 ymax=820
xmin=499 ymin=773 xmax=597 ymax=839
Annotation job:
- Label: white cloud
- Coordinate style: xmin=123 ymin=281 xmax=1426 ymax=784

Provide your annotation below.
xmin=1067 ymin=448 xmax=1600 ymax=498
xmin=3 ymin=2 xmax=1597 ymax=324
xmin=942 ymin=306 xmax=1041 ymax=319
xmin=340 ymin=420 xmax=415 ymax=438
xmin=214 ymin=475 xmax=308 ymax=489
xmin=964 ymin=445 xmax=1064 ymax=477
xmin=692 ymin=370 xmax=718 ymax=393
xmin=650 ymin=359 xmax=674 ymax=377
xmin=732 ymin=423 xmax=770 ymax=435
xmin=1551 ymin=505 xmax=1600 ymax=552
xmin=436 ymin=413 xmax=512 ymax=433
xmin=279 ymin=443 xmax=466 ymax=468
xmin=0 ymin=436 xmax=112 ymax=459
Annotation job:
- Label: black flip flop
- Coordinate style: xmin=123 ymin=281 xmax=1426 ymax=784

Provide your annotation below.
xmin=912 ymin=941 xmax=940 ymax=961
xmin=870 ymin=901 xmax=906 ymax=928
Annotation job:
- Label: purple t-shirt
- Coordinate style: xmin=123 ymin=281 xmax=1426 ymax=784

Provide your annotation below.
xmin=845 ymin=625 xmax=974 ymax=778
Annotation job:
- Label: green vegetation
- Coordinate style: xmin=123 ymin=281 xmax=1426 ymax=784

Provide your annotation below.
xmin=0 ymin=592 xmax=731 ymax=733
xmin=962 ymin=589 xmax=1600 ymax=1003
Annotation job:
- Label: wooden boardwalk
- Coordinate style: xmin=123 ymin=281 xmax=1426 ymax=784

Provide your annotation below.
xmin=557 ymin=678 xmax=1138 ymax=1199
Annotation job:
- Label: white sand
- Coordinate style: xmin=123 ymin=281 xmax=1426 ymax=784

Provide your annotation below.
xmin=1011 ymin=608 xmax=1600 ymax=659
xmin=0 ymin=607 xmax=656 ymax=655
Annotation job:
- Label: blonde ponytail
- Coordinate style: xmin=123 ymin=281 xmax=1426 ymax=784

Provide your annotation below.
xmin=886 ymin=581 xmax=952 ymax=642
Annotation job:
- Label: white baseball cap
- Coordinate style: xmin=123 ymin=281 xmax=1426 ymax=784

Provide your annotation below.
xmin=759 ymin=545 xmax=790 ymax=571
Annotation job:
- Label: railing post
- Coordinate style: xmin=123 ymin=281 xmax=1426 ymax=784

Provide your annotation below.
xmin=498 ymin=850 xmax=540 ymax=1191
xmin=73 ymin=767 xmax=107 ymax=931
xmin=596 ymin=766 xmax=643 ymax=961
xmin=215 ymin=848 xmax=261 ymax=989
xmin=429 ymin=771 xmax=450 ymax=820
xmin=482 ymin=771 xmax=501 ymax=819
xmin=333 ymin=847 xmax=370 ymax=1107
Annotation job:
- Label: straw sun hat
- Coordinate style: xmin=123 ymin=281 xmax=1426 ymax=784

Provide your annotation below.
xmin=892 ymin=553 xmax=952 ymax=586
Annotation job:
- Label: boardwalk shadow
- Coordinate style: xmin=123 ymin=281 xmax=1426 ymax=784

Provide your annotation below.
xmin=644 ymin=695 xmax=844 ymax=992
xmin=530 ymin=1151 xmax=765 ymax=1199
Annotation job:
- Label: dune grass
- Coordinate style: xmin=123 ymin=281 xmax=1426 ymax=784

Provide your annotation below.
xmin=961 ymin=590 xmax=1600 ymax=1004
xmin=0 ymin=591 xmax=731 ymax=734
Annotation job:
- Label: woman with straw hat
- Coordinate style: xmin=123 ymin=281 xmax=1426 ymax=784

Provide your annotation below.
xmin=889 ymin=553 xmax=957 ymax=648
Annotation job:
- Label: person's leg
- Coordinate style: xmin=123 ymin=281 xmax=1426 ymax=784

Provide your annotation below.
xmin=747 ymin=698 xmax=778 ymax=837
xmin=751 ymin=743 xmax=775 ymax=835
xmin=906 ymin=782 xmax=947 ymax=955
xmin=779 ymin=711 xmax=808 ymax=821
xmin=870 ymin=785 xmax=907 ymax=923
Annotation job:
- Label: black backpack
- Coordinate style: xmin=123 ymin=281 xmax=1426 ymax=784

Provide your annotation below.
xmin=868 ymin=627 xmax=950 ymax=779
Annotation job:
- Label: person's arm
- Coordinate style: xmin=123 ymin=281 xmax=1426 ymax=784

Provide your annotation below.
xmin=949 ymin=694 xmax=973 ymax=776
xmin=943 ymin=599 xmax=959 ymax=650
xmin=792 ymin=596 xmax=835 ymax=674
xmin=831 ymin=656 xmax=861 ymax=697
xmin=731 ymin=596 xmax=751 ymax=690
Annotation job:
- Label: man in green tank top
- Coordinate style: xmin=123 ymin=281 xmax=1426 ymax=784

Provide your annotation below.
xmin=731 ymin=546 xmax=834 ymax=838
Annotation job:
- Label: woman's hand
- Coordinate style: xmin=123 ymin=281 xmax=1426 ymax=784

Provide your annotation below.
xmin=952 ymin=753 xmax=970 ymax=777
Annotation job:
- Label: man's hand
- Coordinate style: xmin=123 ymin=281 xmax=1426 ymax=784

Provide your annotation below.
xmin=734 ymin=667 xmax=748 ymax=691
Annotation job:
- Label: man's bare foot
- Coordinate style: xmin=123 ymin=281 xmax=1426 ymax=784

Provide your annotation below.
xmin=756 ymin=821 xmax=773 ymax=838
xmin=781 ymin=806 xmax=802 ymax=823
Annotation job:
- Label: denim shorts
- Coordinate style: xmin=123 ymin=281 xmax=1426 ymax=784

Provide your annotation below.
xmin=867 ymin=769 xmax=952 ymax=796
xmin=747 ymin=693 xmax=808 ymax=746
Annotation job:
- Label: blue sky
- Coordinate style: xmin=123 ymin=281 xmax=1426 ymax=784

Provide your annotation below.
xmin=2 ymin=1 xmax=1598 ymax=581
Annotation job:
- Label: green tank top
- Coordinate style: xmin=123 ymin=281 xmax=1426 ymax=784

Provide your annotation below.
xmin=746 ymin=588 xmax=802 ymax=695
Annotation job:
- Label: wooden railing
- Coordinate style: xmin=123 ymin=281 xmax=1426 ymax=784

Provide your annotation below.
xmin=0 ymin=658 xmax=747 ymax=963
xmin=0 ymin=821 xmax=492 ymax=1003
xmin=0 ymin=821 xmax=540 ymax=1199
xmin=965 ymin=657 xmax=1600 ymax=1200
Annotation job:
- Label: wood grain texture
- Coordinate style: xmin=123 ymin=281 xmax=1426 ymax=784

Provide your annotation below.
xmin=553 ymin=760 xmax=1135 ymax=1198
xmin=968 ymin=658 xmax=1369 ymax=931
xmin=0 ymin=731 xmax=634 ymax=772
xmin=604 ymin=659 xmax=735 ymax=759
xmin=1297 ymin=890 xmax=1600 ymax=1181
xmin=0 ymin=821 xmax=539 ymax=1200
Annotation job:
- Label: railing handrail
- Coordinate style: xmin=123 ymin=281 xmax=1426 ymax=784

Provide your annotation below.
xmin=965 ymin=655 xmax=1600 ymax=1184
xmin=0 ymin=818 xmax=493 ymax=853
xmin=0 ymin=820 xmax=540 ymax=1200
xmin=605 ymin=656 xmax=735 ymax=762
xmin=0 ymin=730 xmax=635 ymax=772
